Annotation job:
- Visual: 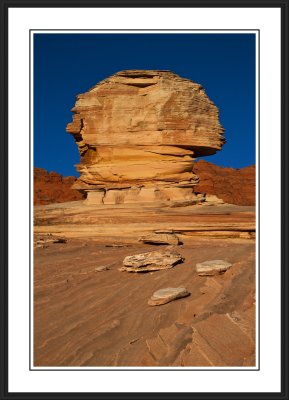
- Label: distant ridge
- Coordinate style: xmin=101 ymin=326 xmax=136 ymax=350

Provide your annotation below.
xmin=194 ymin=161 xmax=255 ymax=206
xmin=34 ymin=168 xmax=85 ymax=205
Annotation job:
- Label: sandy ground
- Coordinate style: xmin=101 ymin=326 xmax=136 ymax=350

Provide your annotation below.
xmin=34 ymin=227 xmax=256 ymax=367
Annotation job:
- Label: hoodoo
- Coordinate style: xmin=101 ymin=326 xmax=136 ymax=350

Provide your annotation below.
xmin=67 ymin=70 xmax=225 ymax=205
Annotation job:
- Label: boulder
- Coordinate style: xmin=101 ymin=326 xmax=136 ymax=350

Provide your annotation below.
xmin=148 ymin=287 xmax=190 ymax=306
xmin=139 ymin=233 xmax=180 ymax=245
xmin=120 ymin=249 xmax=184 ymax=272
xmin=67 ymin=70 xmax=224 ymax=206
xmin=196 ymin=260 xmax=232 ymax=276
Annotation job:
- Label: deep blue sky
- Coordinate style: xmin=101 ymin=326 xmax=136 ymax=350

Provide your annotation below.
xmin=34 ymin=33 xmax=256 ymax=177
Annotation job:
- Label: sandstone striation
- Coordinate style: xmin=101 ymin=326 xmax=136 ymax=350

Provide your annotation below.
xmin=67 ymin=70 xmax=224 ymax=206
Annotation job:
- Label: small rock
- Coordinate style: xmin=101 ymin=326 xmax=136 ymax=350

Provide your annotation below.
xmin=129 ymin=338 xmax=141 ymax=344
xmin=120 ymin=249 xmax=184 ymax=272
xmin=148 ymin=287 xmax=190 ymax=306
xmin=95 ymin=265 xmax=110 ymax=272
xmin=196 ymin=260 xmax=232 ymax=276
xmin=52 ymin=237 xmax=67 ymax=244
xmin=139 ymin=233 xmax=180 ymax=246
xmin=34 ymin=234 xmax=67 ymax=248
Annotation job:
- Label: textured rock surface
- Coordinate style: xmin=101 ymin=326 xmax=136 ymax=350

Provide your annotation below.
xmin=34 ymin=168 xmax=85 ymax=205
xmin=34 ymin=238 xmax=255 ymax=366
xmin=194 ymin=161 xmax=255 ymax=206
xmin=196 ymin=259 xmax=232 ymax=276
xmin=139 ymin=233 xmax=180 ymax=245
xmin=34 ymin=202 xmax=255 ymax=241
xmin=148 ymin=287 xmax=190 ymax=306
xmin=120 ymin=249 xmax=184 ymax=272
xmin=67 ymin=70 xmax=224 ymax=205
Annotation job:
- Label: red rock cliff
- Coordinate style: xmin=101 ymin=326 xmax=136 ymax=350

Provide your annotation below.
xmin=193 ymin=160 xmax=255 ymax=206
xmin=34 ymin=168 xmax=85 ymax=205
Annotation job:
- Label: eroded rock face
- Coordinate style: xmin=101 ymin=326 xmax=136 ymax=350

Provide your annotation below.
xmin=67 ymin=70 xmax=225 ymax=205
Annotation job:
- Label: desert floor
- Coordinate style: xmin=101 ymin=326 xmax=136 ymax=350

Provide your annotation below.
xmin=34 ymin=203 xmax=256 ymax=367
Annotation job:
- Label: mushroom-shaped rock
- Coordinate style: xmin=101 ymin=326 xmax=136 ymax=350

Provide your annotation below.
xmin=196 ymin=260 xmax=232 ymax=276
xmin=67 ymin=70 xmax=225 ymax=206
xmin=148 ymin=287 xmax=190 ymax=306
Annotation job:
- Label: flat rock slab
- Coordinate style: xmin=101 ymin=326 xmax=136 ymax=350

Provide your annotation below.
xmin=120 ymin=250 xmax=184 ymax=272
xmin=148 ymin=287 xmax=190 ymax=306
xmin=196 ymin=259 xmax=232 ymax=276
xmin=139 ymin=233 xmax=180 ymax=245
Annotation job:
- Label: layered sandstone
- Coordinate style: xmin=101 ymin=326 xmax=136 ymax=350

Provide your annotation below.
xmin=193 ymin=161 xmax=255 ymax=206
xmin=66 ymin=70 xmax=225 ymax=205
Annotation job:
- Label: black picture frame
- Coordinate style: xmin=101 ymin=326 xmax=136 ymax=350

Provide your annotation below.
xmin=0 ymin=0 xmax=288 ymax=399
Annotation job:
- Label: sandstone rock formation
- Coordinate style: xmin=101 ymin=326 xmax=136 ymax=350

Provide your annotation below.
xmin=120 ymin=249 xmax=184 ymax=272
xmin=34 ymin=168 xmax=85 ymax=205
xmin=67 ymin=70 xmax=224 ymax=206
xmin=196 ymin=259 xmax=232 ymax=276
xmin=148 ymin=287 xmax=190 ymax=306
xmin=193 ymin=160 xmax=255 ymax=206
